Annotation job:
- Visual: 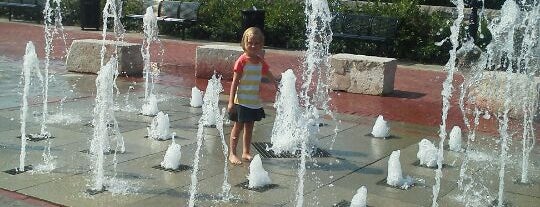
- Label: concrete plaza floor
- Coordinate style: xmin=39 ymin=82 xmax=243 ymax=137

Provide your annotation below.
xmin=0 ymin=55 xmax=538 ymax=207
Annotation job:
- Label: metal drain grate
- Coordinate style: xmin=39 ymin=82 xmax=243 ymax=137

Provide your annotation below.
xmin=79 ymin=149 xmax=123 ymax=155
xmin=333 ymin=200 xmax=372 ymax=207
xmin=152 ymin=165 xmax=191 ymax=173
xmin=411 ymin=160 xmax=449 ymax=169
xmin=512 ymin=178 xmax=534 ymax=186
xmin=365 ymin=133 xmax=399 ymax=139
xmin=86 ymin=187 xmax=107 ymax=195
xmin=83 ymin=122 xmax=115 ymax=128
xmin=16 ymin=134 xmax=55 ymax=142
xmin=332 ymin=200 xmax=350 ymax=207
xmin=138 ymin=113 xmax=157 ymax=117
xmin=3 ymin=165 xmax=33 ymax=175
xmin=490 ymin=199 xmax=511 ymax=207
xmin=143 ymin=135 xmax=173 ymax=141
xmin=235 ymin=180 xmax=278 ymax=192
xmin=192 ymin=123 xmax=216 ymax=128
xmin=375 ymin=178 xmax=415 ymax=190
xmin=252 ymin=142 xmax=331 ymax=158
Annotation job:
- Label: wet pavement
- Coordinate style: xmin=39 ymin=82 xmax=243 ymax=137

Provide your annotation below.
xmin=0 ymin=19 xmax=539 ymax=206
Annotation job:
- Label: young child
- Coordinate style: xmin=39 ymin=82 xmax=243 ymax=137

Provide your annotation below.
xmin=228 ymin=27 xmax=278 ymax=165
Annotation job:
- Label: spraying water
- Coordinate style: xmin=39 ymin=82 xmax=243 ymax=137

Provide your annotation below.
xmin=371 ymin=115 xmax=390 ymax=138
xmin=187 ymin=114 xmax=205 ymax=207
xmin=432 ymin=0 xmax=465 ymax=205
xmin=448 ymin=126 xmax=462 ymax=152
xmin=147 ymin=111 xmax=171 ymax=140
xmin=141 ymin=93 xmax=159 ymax=116
xmin=387 ymin=150 xmax=414 ymax=189
xmin=516 ymin=0 xmax=539 ymax=184
xmin=248 ymin=154 xmax=272 ymax=188
xmin=294 ymin=1 xmax=334 ymax=205
xmin=457 ymin=108 xmax=481 ymax=204
xmin=188 ymin=115 xmax=204 ymax=207
xmin=88 ymin=0 xmax=126 ymax=192
xmin=188 ymin=74 xmax=224 ymax=206
xmin=201 ymin=74 xmax=223 ymax=127
xmin=141 ymin=6 xmax=161 ymax=113
xmin=447 ymin=0 xmax=539 ymax=205
xmin=417 ymin=139 xmax=439 ymax=167
xmin=271 ymin=69 xmax=302 ymax=154
xmin=116 ymin=84 xmax=137 ymax=112
xmin=190 ymin=87 xmax=203 ymax=107
xmin=19 ymin=42 xmax=42 ymax=171
xmin=46 ymin=96 xmax=83 ymax=125
xmin=350 ymin=186 xmax=367 ymax=207
xmin=387 ymin=150 xmax=403 ymax=186
xmin=160 ymin=136 xmax=182 ymax=170
xmin=216 ymin=108 xmax=231 ymax=201
xmin=39 ymin=0 xmax=68 ymax=138
xmin=496 ymin=110 xmax=511 ymax=206
xmin=33 ymin=0 xmax=69 ymax=172
xmin=89 ymin=58 xmax=119 ymax=191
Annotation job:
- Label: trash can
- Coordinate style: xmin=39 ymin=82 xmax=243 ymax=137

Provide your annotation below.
xmin=80 ymin=0 xmax=101 ymax=30
xmin=241 ymin=8 xmax=265 ymax=33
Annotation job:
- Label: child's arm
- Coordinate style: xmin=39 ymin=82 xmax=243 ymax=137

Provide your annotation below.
xmin=264 ymin=71 xmax=280 ymax=89
xmin=228 ymin=71 xmax=241 ymax=112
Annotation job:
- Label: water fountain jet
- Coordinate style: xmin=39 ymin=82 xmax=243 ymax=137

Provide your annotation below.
xmin=350 ymin=186 xmax=367 ymax=207
xmin=87 ymin=0 xmax=127 ymax=193
xmin=161 ymin=137 xmax=182 ymax=170
xmin=271 ymin=69 xmax=302 ymax=154
xmin=387 ymin=150 xmax=414 ymax=189
xmin=18 ymin=41 xmax=42 ymax=172
xmin=141 ymin=94 xmax=159 ymax=116
xmin=201 ymin=74 xmax=223 ymax=127
xmin=248 ymin=154 xmax=272 ymax=188
xmin=141 ymin=6 xmax=161 ymax=116
xmin=371 ymin=115 xmax=390 ymax=138
xmin=442 ymin=0 xmax=540 ymax=206
xmin=190 ymin=87 xmax=203 ymax=108
xmin=147 ymin=111 xmax=171 ymax=140
xmin=449 ymin=126 xmax=462 ymax=152
xmin=417 ymin=139 xmax=439 ymax=167
xmin=188 ymin=74 xmax=229 ymax=206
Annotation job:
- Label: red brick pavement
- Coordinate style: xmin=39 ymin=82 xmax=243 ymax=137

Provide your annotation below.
xmin=0 ymin=188 xmax=65 ymax=207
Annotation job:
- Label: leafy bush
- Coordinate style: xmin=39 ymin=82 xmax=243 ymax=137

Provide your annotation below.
xmin=192 ymin=0 xmax=315 ymax=49
xmin=342 ymin=0 xmax=453 ymax=63
xmin=61 ymin=0 xmax=80 ymax=26
xmin=0 ymin=0 xmax=480 ymax=64
xmin=261 ymin=0 xmax=306 ymax=49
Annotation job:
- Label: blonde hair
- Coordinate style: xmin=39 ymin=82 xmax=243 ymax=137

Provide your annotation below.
xmin=241 ymin=27 xmax=264 ymax=52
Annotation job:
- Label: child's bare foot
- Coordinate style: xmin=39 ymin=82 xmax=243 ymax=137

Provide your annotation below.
xmin=242 ymin=153 xmax=253 ymax=161
xmin=229 ymin=154 xmax=242 ymax=165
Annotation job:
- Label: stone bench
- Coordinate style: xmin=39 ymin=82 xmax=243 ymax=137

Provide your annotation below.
xmin=195 ymin=44 xmax=246 ymax=81
xmin=66 ymin=39 xmax=143 ymax=76
xmin=330 ymin=53 xmax=397 ymax=95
